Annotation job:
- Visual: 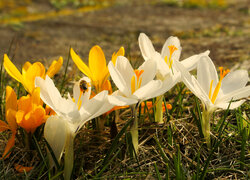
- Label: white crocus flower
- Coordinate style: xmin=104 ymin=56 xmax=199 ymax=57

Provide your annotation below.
xmin=176 ymin=56 xmax=250 ymax=147
xmin=108 ymin=56 xmax=169 ymax=154
xmin=139 ymin=33 xmax=209 ymax=123
xmin=35 ymin=75 xmax=114 ymax=180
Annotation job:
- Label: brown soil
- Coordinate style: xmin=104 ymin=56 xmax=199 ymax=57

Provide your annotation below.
xmin=0 ymin=0 xmax=249 ymax=70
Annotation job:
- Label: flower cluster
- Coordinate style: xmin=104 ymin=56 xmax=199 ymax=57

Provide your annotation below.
xmin=1 ymin=33 xmax=249 ymax=179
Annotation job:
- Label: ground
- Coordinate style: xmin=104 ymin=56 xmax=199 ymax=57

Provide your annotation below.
xmin=0 ymin=0 xmax=249 ymax=70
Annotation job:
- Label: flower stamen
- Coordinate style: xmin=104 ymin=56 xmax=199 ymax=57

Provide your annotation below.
xmin=209 ymin=67 xmax=230 ymax=104
xmin=131 ymin=70 xmax=144 ymax=94
xmin=164 ymin=45 xmax=177 ymax=69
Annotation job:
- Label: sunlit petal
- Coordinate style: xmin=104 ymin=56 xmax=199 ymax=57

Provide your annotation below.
xmin=89 ymin=45 xmax=107 ymax=84
xmin=138 ymin=33 xmax=156 ymax=61
xmin=3 ymin=54 xmax=23 ymax=83
xmin=44 ymin=115 xmax=68 ymax=163
xmin=221 ymin=70 xmax=249 ymax=94
xmin=46 ymin=57 xmax=63 ymax=77
xmin=70 ymin=48 xmax=92 ymax=79
xmin=197 ymin=56 xmax=218 ymax=94
xmin=180 ymin=50 xmax=210 ymax=71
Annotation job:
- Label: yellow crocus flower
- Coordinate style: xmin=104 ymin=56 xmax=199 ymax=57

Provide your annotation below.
xmin=70 ymin=45 xmax=124 ymax=93
xmin=3 ymin=54 xmax=63 ymax=93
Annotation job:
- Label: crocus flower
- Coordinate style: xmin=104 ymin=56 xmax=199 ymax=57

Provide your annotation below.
xmin=176 ymin=55 xmax=250 ymax=147
xmin=108 ymin=56 xmax=168 ymax=154
xmin=35 ymin=75 xmax=115 ymax=180
xmin=138 ymin=33 xmax=209 ymax=124
xmin=4 ymin=54 xmax=63 ymax=93
xmin=16 ymin=87 xmax=47 ymax=133
xmin=0 ymin=86 xmax=18 ymax=159
xmin=70 ymin=45 xmax=124 ymax=93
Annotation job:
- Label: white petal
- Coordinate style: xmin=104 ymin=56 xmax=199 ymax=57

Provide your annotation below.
xmin=215 ymin=100 xmax=246 ymax=110
xmin=139 ymin=60 xmax=157 ymax=86
xmin=115 ymin=56 xmax=134 ymax=87
xmin=197 ymin=56 xmax=218 ymax=95
xmin=152 ymin=51 xmax=170 ymax=78
xmin=35 ymin=76 xmax=55 ymax=109
xmin=216 ymin=86 xmax=250 ymax=103
xmin=221 ymin=70 xmax=249 ymax=94
xmin=108 ymin=61 xmax=130 ymax=97
xmin=161 ymin=36 xmax=182 ymax=61
xmin=138 ymin=33 xmax=155 ymax=61
xmin=175 ymin=61 xmax=199 ymax=96
xmin=108 ymin=91 xmax=138 ymax=106
xmin=133 ymin=80 xmax=162 ymax=100
xmin=180 ymin=50 xmax=210 ymax=71
xmin=44 ymin=115 xmax=68 ymax=164
xmin=158 ymin=72 xmax=180 ymax=95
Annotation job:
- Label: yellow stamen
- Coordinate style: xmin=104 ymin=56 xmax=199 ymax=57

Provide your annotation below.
xmin=209 ymin=80 xmax=213 ymax=99
xmin=168 ymin=45 xmax=178 ymax=55
xmin=77 ymin=91 xmax=83 ymax=110
xmin=164 ymin=45 xmax=178 ymax=69
xmin=209 ymin=67 xmax=230 ymax=104
xmin=131 ymin=69 xmax=144 ymax=94
xmin=131 ymin=76 xmax=136 ymax=94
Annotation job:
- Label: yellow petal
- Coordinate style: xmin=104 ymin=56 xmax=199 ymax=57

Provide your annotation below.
xmin=2 ymin=132 xmax=16 ymax=159
xmin=23 ymin=62 xmax=45 ymax=93
xmin=0 ymin=120 xmax=9 ymax=131
xmin=22 ymin=62 xmax=31 ymax=75
xmin=46 ymin=56 xmax=63 ymax=77
xmin=6 ymin=86 xmax=17 ymax=113
xmin=89 ymin=45 xmax=107 ymax=85
xmin=6 ymin=109 xmax=17 ymax=132
xmin=70 ymin=48 xmax=92 ymax=79
xmin=3 ymin=54 xmax=23 ymax=83
xmin=111 ymin=46 xmax=125 ymax=65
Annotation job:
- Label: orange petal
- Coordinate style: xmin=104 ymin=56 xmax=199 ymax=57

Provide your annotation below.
xmin=6 ymin=86 xmax=17 ymax=113
xmin=6 ymin=109 xmax=17 ymax=131
xmin=20 ymin=106 xmax=45 ymax=133
xmin=0 ymin=120 xmax=9 ymax=131
xmin=15 ymin=164 xmax=33 ymax=173
xmin=101 ymin=80 xmax=112 ymax=94
xmin=2 ymin=132 xmax=16 ymax=159
xmin=46 ymin=56 xmax=63 ymax=77
xmin=23 ymin=62 xmax=45 ymax=93
xmin=31 ymin=87 xmax=42 ymax=106
xmin=3 ymin=54 xmax=23 ymax=83
xmin=17 ymin=95 xmax=32 ymax=112
xmin=104 ymin=105 xmax=129 ymax=116
xmin=16 ymin=110 xmax=25 ymax=126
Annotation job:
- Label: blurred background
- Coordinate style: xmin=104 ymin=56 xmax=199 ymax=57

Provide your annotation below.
xmin=0 ymin=0 xmax=249 ymax=69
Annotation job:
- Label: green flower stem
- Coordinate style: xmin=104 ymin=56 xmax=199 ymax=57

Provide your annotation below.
xmin=155 ymin=95 xmax=164 ymax=124
xmin=201 ymin=110 xmax=212 ymax=148
xmin=64 ymin=132 xmax=75 ymax=180
xmin=130 ymin=104 xmax=139 ymax=154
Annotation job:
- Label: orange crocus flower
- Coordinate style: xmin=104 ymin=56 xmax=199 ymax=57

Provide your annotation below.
xmin=16 ymin=87 xmax=47 ymax=133
xmin=4 ymin=54 xmax=63 ymax=93
xmin=0 ymin=86 xmax=18 ymax=159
